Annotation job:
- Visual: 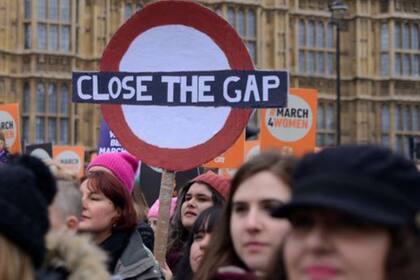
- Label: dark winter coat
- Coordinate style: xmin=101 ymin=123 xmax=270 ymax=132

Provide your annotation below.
xmin=104 ymin=230 xmax=164 ymax=280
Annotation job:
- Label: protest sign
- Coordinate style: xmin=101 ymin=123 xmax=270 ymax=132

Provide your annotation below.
xmin=73 ymin=0 xmax=289 ymax=263
xmin=0 ymin=103 xmax=21 ymax=153
xmin=203 ymin=131 xmax=245 ymax=168
xmin=53 ymin=146 xmax=85 ymax=177
xmin=97 ymin=120 xmax=127 ymax=154
xmin=260 ymin=88 xmax=317 ymax=157
xmin=245 ymin=139 xmax=260 ymax=162
xmin=73 ymin=1 xmax=289 ymax=172
xmin=73 ymin=70 xmax=288 ymax=108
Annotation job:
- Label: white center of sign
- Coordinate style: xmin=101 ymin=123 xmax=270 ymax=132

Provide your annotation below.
xmin=119 ymin=25 xmax=231 ymax=149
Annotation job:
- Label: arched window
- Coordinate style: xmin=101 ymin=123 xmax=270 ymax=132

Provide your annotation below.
xmin=316 ymin=21 xmax=324 ymax=47
xmin=327 ymin=23 xmax=334 ymax=48
xmin=23 ymin=83 xmax=31 ymax=114
xmin=49 ymin=0 xmax=58 ymax=20
xmin=402 ymin=105 xmax=411 ymax=131
xmin=61 ymin=0 xmax=70 ymax=21
xmin=307 ymin=21 xmax=315 ymax=47
xmin=317 ymin=104 xmax=324 ymax=129
xmin=402 ymin=23 xmax=410 ymax=49
xmin=48 ymin=83 xmax=57 ymax=113
xmin=48 ymin=119 xmax=56 ymax=143
xmin=411 ymin=24 xmax=419 ymax=49
xmin=380 ymin=23 xmax=388 ymax=50
xmin=38 ymin=0 xmax=46 ymax=19
xmin=395 ymin=23 xmax=401 ymax=48
xmin=395 ymin=105 xmax=402 ymax=130
xmin=227 ymin=8 xmax=235 ymax=27
xmin=237 ymin=9 xmax=245 ymax=36
xmin=60 ymin=119 xmax=68 ymax=144
xmin=124 ymin=4 xmax=133 ymax=20
xmin=299 ymin=20 xmax=305 ymax=46
xmin=247 ymin=10 xmax=256 ymax=39
xmin=326 ymin=104 xmax=335 ymax=130
xmin=60 ymin=85 xmax=69 ymax=114
xmin=381 ymin=104 xmax=390 ymax=132
xmin=36 ymin=83 xmax=45 ymax=113
xmin=24 ymin=0 xmax=31 ymax=19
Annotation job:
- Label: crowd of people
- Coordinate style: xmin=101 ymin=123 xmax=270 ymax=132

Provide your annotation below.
xmin=1 ymin=144 xmax=420 ymax=279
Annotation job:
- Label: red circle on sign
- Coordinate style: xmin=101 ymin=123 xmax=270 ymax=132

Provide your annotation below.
xmin=101 ymin=1 xmax=253 ymax=171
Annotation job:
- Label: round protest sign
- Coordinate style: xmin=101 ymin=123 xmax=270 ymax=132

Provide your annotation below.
xmin=260 ymin=88 xmax=317 ymax=157
xmin=100 ymin=1 xmax=252 ymax=171
xmin=265 ymin=94 xmax=313 ymax=142
xmin=0 ymin=111 xmax=17 ymax=147
xmin=0 ymin=103 xmax=21 ymax=153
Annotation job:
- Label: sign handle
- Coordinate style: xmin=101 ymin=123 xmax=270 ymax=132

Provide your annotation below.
xmin=153 ymin=170 xmax=175 ymax=264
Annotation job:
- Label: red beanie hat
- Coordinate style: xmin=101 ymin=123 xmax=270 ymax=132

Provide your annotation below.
xmin=87 ymin=152 xmax=138 ymax=193
xmin=190 ymin=171 xmax=231 ymax=200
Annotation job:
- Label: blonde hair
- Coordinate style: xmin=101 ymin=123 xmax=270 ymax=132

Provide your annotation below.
xmin=45 ymin=159 xmax=79 ymax=181
xmin=132 ymin=184 xmax=149 ymax=222
xmin=0 ymin=234 xmax=35 ymax=280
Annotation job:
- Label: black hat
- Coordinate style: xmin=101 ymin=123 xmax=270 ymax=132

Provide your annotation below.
xmin=0 ymin=164 xmax=50 ymax=268
xmin=10 ymin=154 xmax=57 ymax=205
xmin=272 ymin=145 xmax=420 ymax=229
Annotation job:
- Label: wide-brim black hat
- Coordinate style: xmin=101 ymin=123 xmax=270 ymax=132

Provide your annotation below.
xmin=272 ymin=145 xmax=420 ymax=229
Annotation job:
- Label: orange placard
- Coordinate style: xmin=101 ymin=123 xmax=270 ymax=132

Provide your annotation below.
xmin=244 ymin=139 xmax=260 ymax=162
xmin=0 ymin=103 xmax=21 ymax=153
xmin=53 ymin=146 xmax=85 ymax=178
xmin=203 ymin=131 xmax=245 ymax=168
xmin=260 ymin=88 xmax=317 ymax=157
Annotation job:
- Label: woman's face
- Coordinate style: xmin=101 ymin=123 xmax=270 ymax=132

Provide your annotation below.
xmin=181 ymin=183 xmax=214 ymax=230
xmin=230 ymin=171 xmax=291 ymax=275
xmin=284 ymin=209 xmax=390 ymax=280
xmin=78 ymin=180 xmax=119 ymax=242
xmin=189 ymin=229 xmax=212 ymax=273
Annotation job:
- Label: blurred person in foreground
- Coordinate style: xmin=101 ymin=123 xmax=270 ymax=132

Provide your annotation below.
xmin=0 ymin=162 xmax=51 ymax=279
xmin=42 ymin=160 xmax=110 ymax=280
xmin=195 ymin=151 xmax=296 ymax=279
xmin=270 ymin=145 xmax=420 ymax=280
xmin=10 ymin=155 xmax=110 ymax=280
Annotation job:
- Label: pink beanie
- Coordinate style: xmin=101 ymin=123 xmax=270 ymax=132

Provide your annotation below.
xmin=87 ymin=152 xmax=138 ymax=193
xmin=147 ymin=197 xmax=178 ymax=219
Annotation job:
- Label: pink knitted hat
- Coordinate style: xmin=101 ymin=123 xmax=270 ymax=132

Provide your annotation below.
xmin=87 ymin=152 xmax=138 ymax=193
xmin=190 ymin=171 xmax=231 ymax=200
xmin=147 ymin=197 xmax=178 ymax=219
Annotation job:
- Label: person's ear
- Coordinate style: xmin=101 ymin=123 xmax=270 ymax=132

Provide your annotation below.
xmin=66 ymin=216 xmax=79 ymax=231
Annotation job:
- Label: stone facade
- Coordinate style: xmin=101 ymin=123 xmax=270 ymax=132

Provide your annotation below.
xmin=0 ymin=0 xmax=419 ymax=157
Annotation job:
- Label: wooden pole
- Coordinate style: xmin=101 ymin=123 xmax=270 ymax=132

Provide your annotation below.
xmin=153 ymin=170 xmax=175 ymax=264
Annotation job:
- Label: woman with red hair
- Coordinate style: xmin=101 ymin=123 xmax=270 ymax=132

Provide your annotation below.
xmin=78 ymin=170 xmax=163 ymax=279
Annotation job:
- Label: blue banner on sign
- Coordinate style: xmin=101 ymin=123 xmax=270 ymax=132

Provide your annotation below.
xmin=72 ymin=70 xmax=288 ymax=108
xmin=97 ymin=120 xmax=127 ymax=154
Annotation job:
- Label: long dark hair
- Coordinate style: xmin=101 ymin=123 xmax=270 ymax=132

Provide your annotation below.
xmin=386 ymin=228 xmax=420 ymax=279
xmin=194 ymin=151 xmax=296 ymax=280
xmin=174 ymin=206 xmax=222 ymax=280
xmin=168 ymin=180 xmax=225 ymax=253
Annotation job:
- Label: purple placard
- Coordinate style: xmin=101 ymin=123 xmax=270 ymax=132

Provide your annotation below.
xmin=97 ymin=120 xmax=127 ymax=154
